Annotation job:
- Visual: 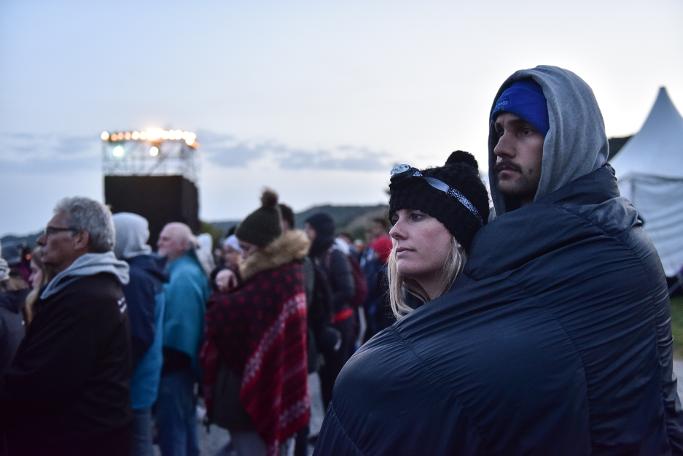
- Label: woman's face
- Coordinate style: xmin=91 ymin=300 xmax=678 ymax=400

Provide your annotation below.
xmin=29 ymin=260 xmax=43 ymax=289
xmin=237 ymin=239 xmax=258 ymax=259
xmin=223 ymin=246 xmax=242 ymax=268
xmin=389 ymin=209 xmax=452 ymax=286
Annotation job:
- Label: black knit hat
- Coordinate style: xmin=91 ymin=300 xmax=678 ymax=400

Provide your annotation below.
xmin=389 ymin=150 xmax=489 ymax=252
xmin=236 ymin=188 xmax=282 ymax=247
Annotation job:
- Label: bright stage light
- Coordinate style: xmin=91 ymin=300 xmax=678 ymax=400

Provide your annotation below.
xmin=112 ymin=145 xmax=125 ymax=158
xmin=184 ymin=132 xmax=197 ymax=146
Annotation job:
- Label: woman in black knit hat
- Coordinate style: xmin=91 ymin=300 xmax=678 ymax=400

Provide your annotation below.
xmin=387 ymin=150 xmax=490 ymax=317
xmin=312 ymin=151 xmax=490 ymax=455
xmin=203 ymin=189 xmax=312 ymax=455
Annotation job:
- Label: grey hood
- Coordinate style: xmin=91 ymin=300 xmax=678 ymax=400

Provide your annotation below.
xmin=41 ymin=251 xmax=129 ymax=300
xmin=488 ymin=65 xmax=609 ymax=216
xmin=113 ymin=212 xmax=152 ymax=259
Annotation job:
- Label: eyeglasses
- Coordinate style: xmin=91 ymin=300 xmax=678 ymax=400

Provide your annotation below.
xmin=390 ymin=164 xmax=484 ymax=225
xmin=42 ymin=226 xmax=79 ymax=237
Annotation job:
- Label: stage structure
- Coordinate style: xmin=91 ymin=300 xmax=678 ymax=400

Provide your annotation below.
xmin=102 ymin=128 xmax=201 ymax=246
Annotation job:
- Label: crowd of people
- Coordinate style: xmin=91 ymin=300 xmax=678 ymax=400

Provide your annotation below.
xmin=0 ymin=191 xmax=391 ymax=456
xmin=1 ymin=64 xmax=682 ymax=456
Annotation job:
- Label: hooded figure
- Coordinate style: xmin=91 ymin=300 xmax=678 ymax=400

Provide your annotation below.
xmin=113 ymin=212 xmax=167 ymax=455
xmin=304 ymin=212 xmax=356 ymax=409
xmin=314 ymin=66 xmax=683 ymax=454
xmin=202 ymin=189 xmax=310 ymax=456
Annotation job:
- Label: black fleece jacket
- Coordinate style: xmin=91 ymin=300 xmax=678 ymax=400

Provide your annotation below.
xmin=0 ymin=273 xmax=132 ymax=455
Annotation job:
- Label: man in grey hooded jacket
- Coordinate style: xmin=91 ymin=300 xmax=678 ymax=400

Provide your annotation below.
xmin=487 ymin=66 xmax=683 ymax=452
xmin=314 ymin=66 xmax=683 ymax=455
xmin=0 ymin=197 xmax=132 ymax=456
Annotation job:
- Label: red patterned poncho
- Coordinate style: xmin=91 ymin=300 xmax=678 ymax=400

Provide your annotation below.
xmin=203 ymin=230 xmax=310 ymax=455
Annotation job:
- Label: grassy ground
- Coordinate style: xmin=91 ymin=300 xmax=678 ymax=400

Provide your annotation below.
xmin=670 ymin=296 xmax=683 ymax=357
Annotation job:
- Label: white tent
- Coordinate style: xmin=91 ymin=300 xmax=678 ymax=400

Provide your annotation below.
xmin=610 ymin=87 xmax=683 ymax=276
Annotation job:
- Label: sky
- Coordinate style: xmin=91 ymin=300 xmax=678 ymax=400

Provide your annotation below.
xmin=1 ymin=0 xmax=682 ymax=237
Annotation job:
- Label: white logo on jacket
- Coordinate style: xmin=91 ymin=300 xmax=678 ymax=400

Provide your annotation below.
xmin=117 ymin=297 xmax=127 ymax=314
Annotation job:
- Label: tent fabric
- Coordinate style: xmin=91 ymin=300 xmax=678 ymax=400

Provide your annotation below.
xmin=610 ymin=87 xmax=683 ymax=276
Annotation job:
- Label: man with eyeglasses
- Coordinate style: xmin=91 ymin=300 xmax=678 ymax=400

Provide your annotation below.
xmin=0 ymin=197 xmax=132 ymax=456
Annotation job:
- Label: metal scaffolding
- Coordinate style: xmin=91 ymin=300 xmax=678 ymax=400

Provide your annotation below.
xmin=101 ymin=129 xmax=199 ymax=183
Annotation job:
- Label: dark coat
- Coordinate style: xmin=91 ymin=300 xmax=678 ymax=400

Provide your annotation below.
xmin=0 ymin=289 xmax=27 ymax=376
xmin=124 ymin=254 xmax=167 ymax=410
xmin=0 ymin=273 xmax=132 ymax=455
xmin=315 ymin=166 xmax=683 ymax=455
xmin=317 ymin=247 xmax=355 ymax=314
xmin=123 ymin=254 xmax=166 ymax=367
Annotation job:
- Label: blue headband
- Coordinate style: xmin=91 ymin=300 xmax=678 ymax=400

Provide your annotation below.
xmin=491 ymin=79 xmax=549 ymax=136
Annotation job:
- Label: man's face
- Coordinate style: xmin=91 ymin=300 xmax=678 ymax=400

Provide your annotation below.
xmin=157 ymin=225 xmax=186 ymax=260
xmin=37 ymin=211 xmax=83 ymax=274
xmin=493 ymin=112 xmax=544 ymax=206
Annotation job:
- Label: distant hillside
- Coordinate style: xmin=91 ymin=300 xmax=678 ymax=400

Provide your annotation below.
xmin=2 ymin=204 xmax=390 ymax=252
xmin=1 ymin=232 xmax=41 ymax=256
xmin=294 ymin=204 xmax=388 ymax=231
xmin=207 ymin=203 xmax=389 ymax=240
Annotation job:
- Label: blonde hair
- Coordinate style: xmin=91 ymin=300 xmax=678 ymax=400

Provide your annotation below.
xmin=388 ymin=236 xmax=467 ymax=319
xmin=24 ymin=247 xmax=51 ymax=325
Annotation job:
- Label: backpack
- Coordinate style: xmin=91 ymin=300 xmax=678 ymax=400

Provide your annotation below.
xmin=348 ymin=255 xmax=368 ymax=309
xmin=326 ymin=247 xmax=368 ymax=309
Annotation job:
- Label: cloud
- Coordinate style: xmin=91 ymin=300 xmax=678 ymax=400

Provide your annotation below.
xmin=0 ymin=130 xmax=393 ymax=174
xmin=199 ymin=130 xmax=392 ymax=172
xmin=0 ymin=132 xmax=99 ymax=173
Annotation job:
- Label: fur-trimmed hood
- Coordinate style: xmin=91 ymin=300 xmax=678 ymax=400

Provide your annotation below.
xmin=239 ymin=229 xmax=310 ymax=282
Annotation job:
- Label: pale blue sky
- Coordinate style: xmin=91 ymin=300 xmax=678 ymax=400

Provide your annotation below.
xmin=1 ymin=0 xmax=682 ymax=236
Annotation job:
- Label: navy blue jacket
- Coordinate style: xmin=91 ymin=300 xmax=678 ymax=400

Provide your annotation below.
xmin=315 ymin=166 xmax=683 ymax=455
xmin=123 ymin=254 xmax=166 ymax=367
xmin=122 ymin=254 xmax=167 ymax=409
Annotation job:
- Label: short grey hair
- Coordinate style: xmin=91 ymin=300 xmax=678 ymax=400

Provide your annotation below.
xmin=55 ymin=197 xmax=115 ymax=253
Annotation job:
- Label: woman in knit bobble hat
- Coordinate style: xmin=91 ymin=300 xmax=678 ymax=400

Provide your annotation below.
xmin=386 ymin=150 xmax=490 ymax=317
xmin=312 ymin=152 xmax=490 ymax=455
xmin=235 ymin=188 xmax=283 ymax=257
xmin=202 ymin=188 xmax=312 ymax=455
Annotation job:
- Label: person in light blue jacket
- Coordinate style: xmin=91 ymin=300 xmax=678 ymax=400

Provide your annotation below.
xmin=113 ymin=212 xmax=167 ymax=456
xmin=156 ymin=222 xmax=210 ymax=456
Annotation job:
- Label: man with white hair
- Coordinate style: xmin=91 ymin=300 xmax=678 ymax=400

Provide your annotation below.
xmin=0 ymin=197 xmax=131 ymax=455
xmin=156 ymin=222 xmax=209 ymax=456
